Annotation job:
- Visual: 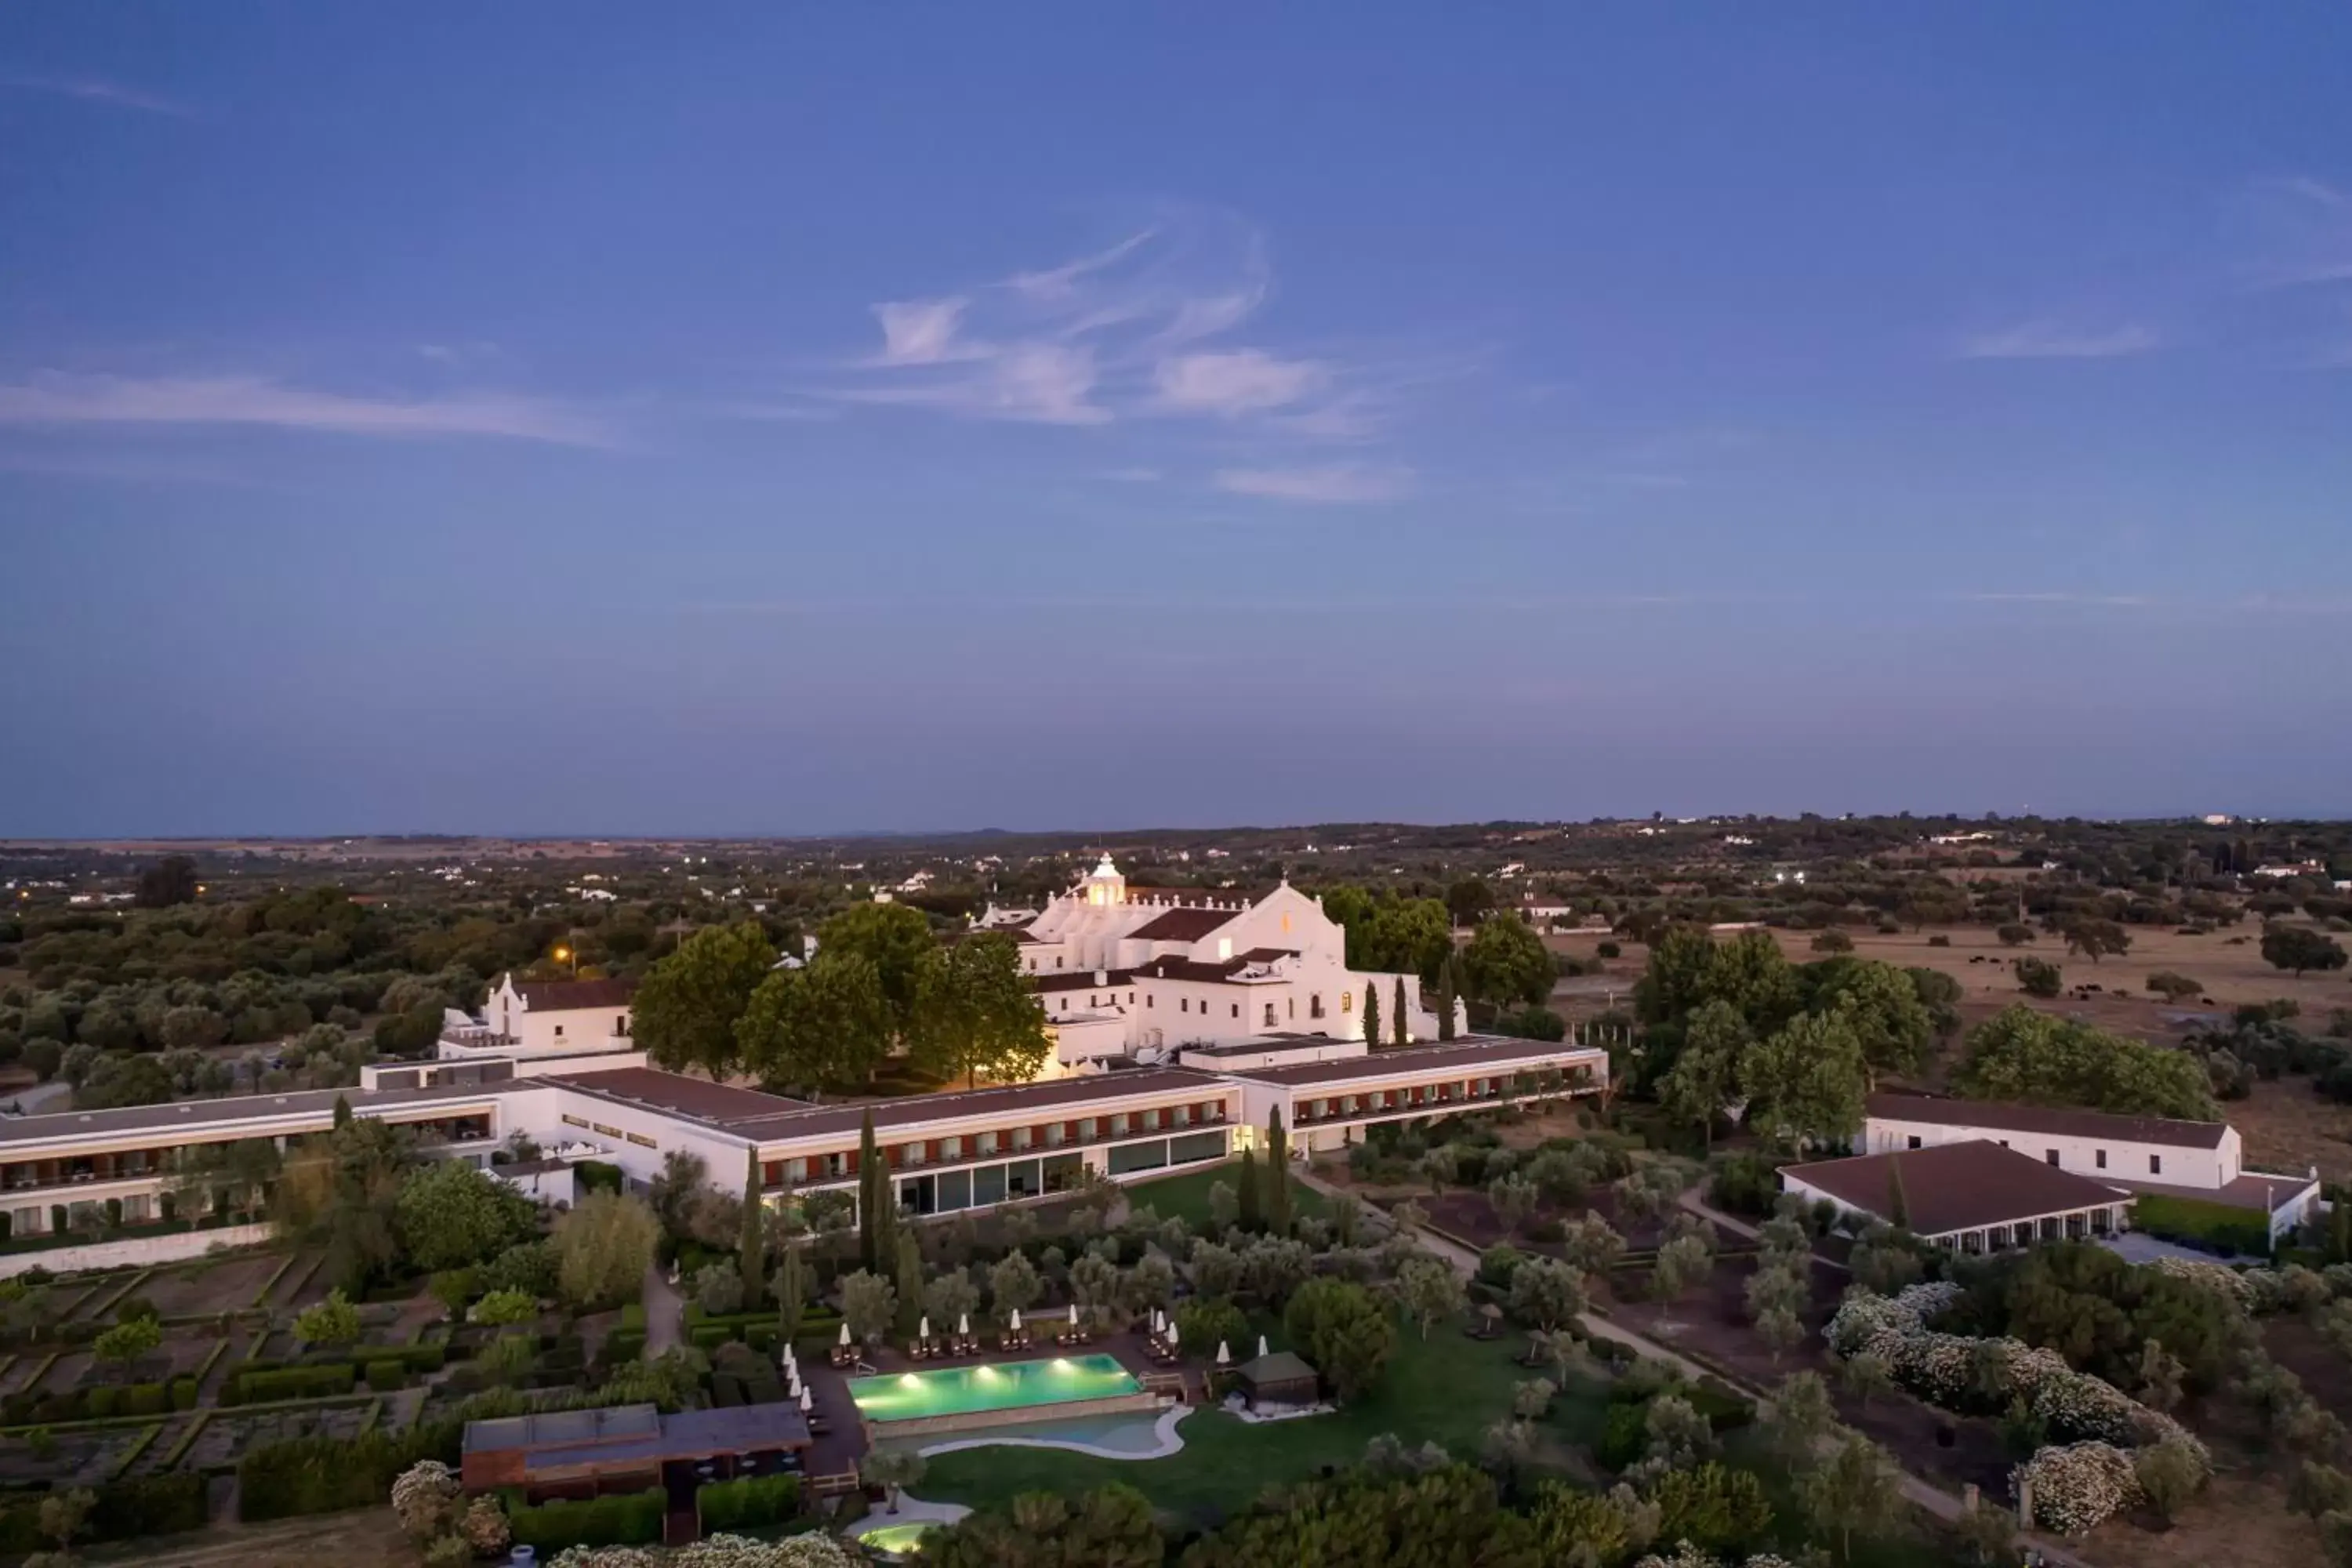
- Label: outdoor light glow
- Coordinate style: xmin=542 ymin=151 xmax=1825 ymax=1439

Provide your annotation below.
xmin=901 ymin=1374 xmax=922 ymax=1387
xmin=847 ymin=1355 xmax=1141 ymax=1423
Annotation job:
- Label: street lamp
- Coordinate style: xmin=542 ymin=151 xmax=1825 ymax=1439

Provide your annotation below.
xmin=553 ymin=945 xmax=575 ymax=974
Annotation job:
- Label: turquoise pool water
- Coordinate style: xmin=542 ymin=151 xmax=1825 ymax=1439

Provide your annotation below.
xmin=846 ymin=1353 xmax=1142 ymax=1421
xmin=858 ymin=1523 xmax=940 ymax=1555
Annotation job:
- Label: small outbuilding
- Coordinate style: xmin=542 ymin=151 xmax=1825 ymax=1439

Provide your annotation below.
xmin=1235 ymin=1350 xmax=1319 ymax=1408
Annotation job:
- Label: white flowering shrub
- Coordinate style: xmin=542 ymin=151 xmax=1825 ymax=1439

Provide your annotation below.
xmin=1824 ymin=1287 xmax=2207 ymax=1484
xmin=549 ymin=1550 xmax=659 ymax=1568
xmin=389 ymin=1459 xmax=463 ymax=1543
xmin=2150 ymin=1256 xmax=2254 ymax=1310
xmin=2014 ymin=1441 xmax=2140 ymax=1535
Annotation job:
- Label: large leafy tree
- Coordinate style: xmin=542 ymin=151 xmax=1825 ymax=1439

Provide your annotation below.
xmin=631 ymin=920 xmax=775 ymax=1076
xmin=1951 ymin=1005 xmax=2217 ymax=1120
xmin=1810 ymin=959 xmax=1934 ymax=1087
xmin=930 ymin=1483 xmax=1165 ymax=1568
xmin=552 ymin=1189 xmax=659 ymax=1308
xmin=274 ymin=1114 xmax=414 ymax=1291
xmin=1740 ymin=1009 xmax=1867 ymax=1152
xmin=1180 ymin=1464 xmax=1538 ymax=1568
xmin=1281 ymin=1279 xmax=1399 ymax=1403
xmin=1324 ymin=888 xmax=1454 ymax=982
xmin=910 ymin=932 xmax=1051 ymax=1087
xmin=1658 ymin=998 xmax=1750 ymax=1149
xmin=2263 ymin=925 xmax=2347 ymax=976
xmin=394 ymin=1158 xmax=538 ymax=1273
xmin=736 ymin=950 xmax=891 ymax=1094
xmin=1460 ymin=913 xmax=1555 ymax=1011
xmin=815 ymin=902 xmax=938 ymax=1039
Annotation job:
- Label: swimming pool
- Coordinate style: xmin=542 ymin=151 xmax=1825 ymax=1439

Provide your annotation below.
xmin=846 ymin=1354 xmax=1145 ymax=1424
xmin=857 ymin=1523 xmax=940 ymax=1555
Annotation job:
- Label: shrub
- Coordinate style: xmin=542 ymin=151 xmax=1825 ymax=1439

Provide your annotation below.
xmin=365 ymin=1359 xmax=408 ymax=1391
xmin=238 ymin=1422 xmax=463 ymax=1522
xmin=226 ymin=1362 xmax=359 ymax=1405
xmin=509 ymin=1487 xmax=666 ymax=1551
xmin=2134 ymin=1194 xmax=2272 ymax=1258
xmin=696 ymin=1474 xmax=800 ymax=1532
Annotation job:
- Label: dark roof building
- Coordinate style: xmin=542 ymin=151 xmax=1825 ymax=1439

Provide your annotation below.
xmin=1866 ymin=1093 xmax=2227 ymax=1150
xmin=1781 ymin=1139 xmax=2132 ymax=1245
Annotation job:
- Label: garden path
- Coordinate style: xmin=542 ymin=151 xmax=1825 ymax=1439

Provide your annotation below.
xmin=641 ymin=1261 xmax=684 ymax=1356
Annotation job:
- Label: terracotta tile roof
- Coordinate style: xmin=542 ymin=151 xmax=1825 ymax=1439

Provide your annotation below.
xmin=514 ymin=978 xmax=638 ymax=1012
xmin=1783 ymin=1140 xmax=2132 ymax=1236
xmin=1867 ymin=1093 xmax=2227 ymax=1150
xmin=1127 ymin=906 xmax=1239 ymax=942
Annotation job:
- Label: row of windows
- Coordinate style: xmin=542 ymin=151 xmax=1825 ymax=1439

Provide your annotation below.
xmin=1911 ymin=1133 xmax=2165 ymax=1176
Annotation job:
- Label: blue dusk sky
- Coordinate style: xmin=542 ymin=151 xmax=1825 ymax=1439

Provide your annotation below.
xmin=4 ymin=6 xmax=2350 ymax=837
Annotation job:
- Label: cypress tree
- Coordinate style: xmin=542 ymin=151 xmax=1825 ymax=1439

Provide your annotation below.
xmin=739 ymin=1146 xmax=767 ymax=1312
xmin=1265 ymin=1109 xmax=1291 ymax=1235
xmin=1436 ymin=956 xmax=1458 ymax=1041
xmin=1237 ymin=1147 xmax=1262 ymax=1232
xmin=1363 ymin=985 xmax=1381 ymax=1051
xmin=1886 ymin=1158 xmax=1911 ymax=1231
xmin=893 ymin=1227 xmax=925 ymax=1340
xmin=857 ymin=1109 xmax=884 ymax=1272
xmin=776 ymin=1237 xmax=806 ymax=1348
xmin=1392 ymin=976 xmax=1408 ymax=1047
xmin=332 ymin=1094 xmax=353 ymax=1130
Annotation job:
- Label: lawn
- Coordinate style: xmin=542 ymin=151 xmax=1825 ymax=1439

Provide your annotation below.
xmin=1118 ymin=1159 xmax=1329 ymax=1232
xmin=913 ymin=1314 xmax=1573 ymax=1525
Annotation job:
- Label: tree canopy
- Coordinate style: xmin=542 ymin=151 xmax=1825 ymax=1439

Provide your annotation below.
xmin=909 ymin=931 xmax=1052 ymax=1087
xmin=1951 ymin=1005 xmax=2218 ymax=1120
xmin=632 ymin=920 xmax=776 ymax=1076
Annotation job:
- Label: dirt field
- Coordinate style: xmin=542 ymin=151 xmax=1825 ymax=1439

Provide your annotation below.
xmin=2076 ymin=1469 xmax=2326 ymax=1568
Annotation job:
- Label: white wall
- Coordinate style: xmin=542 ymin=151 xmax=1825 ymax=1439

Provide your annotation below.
xmin=0 ymin=1222 xmax=276 ymax=1281
xmin=1865 ymin=1115 xmax=2238 ymax=1189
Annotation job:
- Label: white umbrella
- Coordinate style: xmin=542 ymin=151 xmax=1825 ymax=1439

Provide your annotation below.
xmin=785 ymin=1370 xmax=800 ymax=1398
xmin=1150 ymin=1308 xmax=1163 ymax=1332
xmin=919 ymin=1316 xmax=931 ymax=1341
xmin=838 ymin=1323 xmax=851 ymax=1346
xmin=956 ymin=1312 xmax=970 ymax=1338
xmin=1257 ymin=1335 xmax=1269 ymax=1359
xmin=1009 ymin=1308 xmax=1023 ymax=1331
xmin=1165 ymin=1319 xmax=1180 ymax=1348
xmin=1215 ymin=1341 xmax=1230 ymax=1367
xmin=798 ymin=1385 xmax=813 ymax=1413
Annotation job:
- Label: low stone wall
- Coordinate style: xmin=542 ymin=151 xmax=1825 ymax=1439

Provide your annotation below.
xmin=0 ymin=1222 xmax=274 ymax=1280
xmin=862 ymin=1389 xmax=1164 ymax=1443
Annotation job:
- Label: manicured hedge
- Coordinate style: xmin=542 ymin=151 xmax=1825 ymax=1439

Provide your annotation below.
xmin=2 ymin=1374 xmax=199 ymax=1427
xmin=576 ymin=1160 xmax=625 ymax=1194
xmin=2134 ymin=1194 xmax=2273 ymax=1258
xmin=223 ymin=1363 xmax=358 ymax=1405
xmin=0 ymin=1472 xmax=208 ymax=1552
xmin=697 ymin=1473 xmax=799 ymax=1532
xmin=509 ymin=1486 xmax=666 ymax=1551
xmin=364 ymin=1359 xmax=408 ymax=1391
xmin=237 ymin=1420 xmax=463 ymax=1521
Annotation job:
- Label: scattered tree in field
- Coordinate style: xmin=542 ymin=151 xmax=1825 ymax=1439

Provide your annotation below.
xmin=1650 ymin=1232 xmax=1715 ymax=1305
xmin=1396 ymin=1255 xmax=1466 ymax=1338
xmin=1996 ymin=923 xmax=2034 ymax=947
xmin=2264 ymin=926 xmax=2348 ymax=977
xmin=2063 ymin=918 xmax=2132 ymax=964
xmin=1659 ymin=999 xmax=1748 ymax=1149
xmin=1462 ymin=913 xmax=1556 ymax=1011
xmin=2011 ymin=955 xmax=2063 ymax=998
xmin=1812 ymin=928 xmax=1854 ymax=954
xmin=1839 ymin=1348 xmax=1895 ymax=1410
xmin=1506 ymin=1257 xmax=1588 ymax=1330
xmin=1488 ymin=1172 xmax=1537 ymax=1232
xmin=2146 ymin=971 xmax=2205 ymax=1004
xmin=1764 ymin=1370 xmax=1838 ymax=1461
xmin=1417 ymin=1145 xmax=1457 ymax=1195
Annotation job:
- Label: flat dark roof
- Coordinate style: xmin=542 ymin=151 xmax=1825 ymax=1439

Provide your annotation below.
xmin=1867 ymin=1093 xmax=2227 ymax=1151
xmin=725 ymin=1067 xmax=1229 ymax=1144
xmin=1784 ymin=1140 xmax=2131 ymax=1236
xmin=0 ymin=1079 xmax=503 ymax=1148
xmin=1225 ymin=1036 xmax=1606 ymax=1088
xmin=545 ymin=1068 xmax=808 ymax=1127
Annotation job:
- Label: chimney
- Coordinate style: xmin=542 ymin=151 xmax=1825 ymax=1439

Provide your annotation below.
xmin=1094 ymin=969 xmax=1108 ymax=985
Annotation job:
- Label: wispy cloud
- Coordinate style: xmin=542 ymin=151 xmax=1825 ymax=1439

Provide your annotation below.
xmin=1956 ymin=321 xmax=2161 ymax=360
xmin=0 ymin=73 xmax=192 ymax=118
xmin=0 ymin=372 xmax=613 ymax=447
xmin=1152 ymin=349 xmax=1326 ymax=416
xmin=1214 ymin=463 xmax=1413 ymax=504
xmin=2238 ymin=175 xmax=2352 ymax=288
xmin=802 ymin=208 xmax=1405 ymax=442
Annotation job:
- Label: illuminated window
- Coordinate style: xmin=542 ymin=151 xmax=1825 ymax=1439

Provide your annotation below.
xmin=1341 ymin=992 xmax=1352 ymax=1013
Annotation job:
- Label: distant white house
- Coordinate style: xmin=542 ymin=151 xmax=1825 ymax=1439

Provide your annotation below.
xmin=441 ymin=975 xmax=637 ymax=1062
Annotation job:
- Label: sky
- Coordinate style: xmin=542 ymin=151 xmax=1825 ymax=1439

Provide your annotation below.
xmin=4 ymin=5 xmax=2351 ymax=837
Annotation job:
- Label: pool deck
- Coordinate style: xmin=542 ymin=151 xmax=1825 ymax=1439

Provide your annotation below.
xmin=799 ymin=1321 xmax=1204 ymax=1477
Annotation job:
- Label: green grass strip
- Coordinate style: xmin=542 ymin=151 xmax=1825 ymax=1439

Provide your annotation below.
xmin=109 ymin=1421 xmax=165 ymax=1479
xmin=251 ymin=1252 xmax=299 ymax=1308
xmin=158 ymin=1408 xmax=212 ymax=1469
